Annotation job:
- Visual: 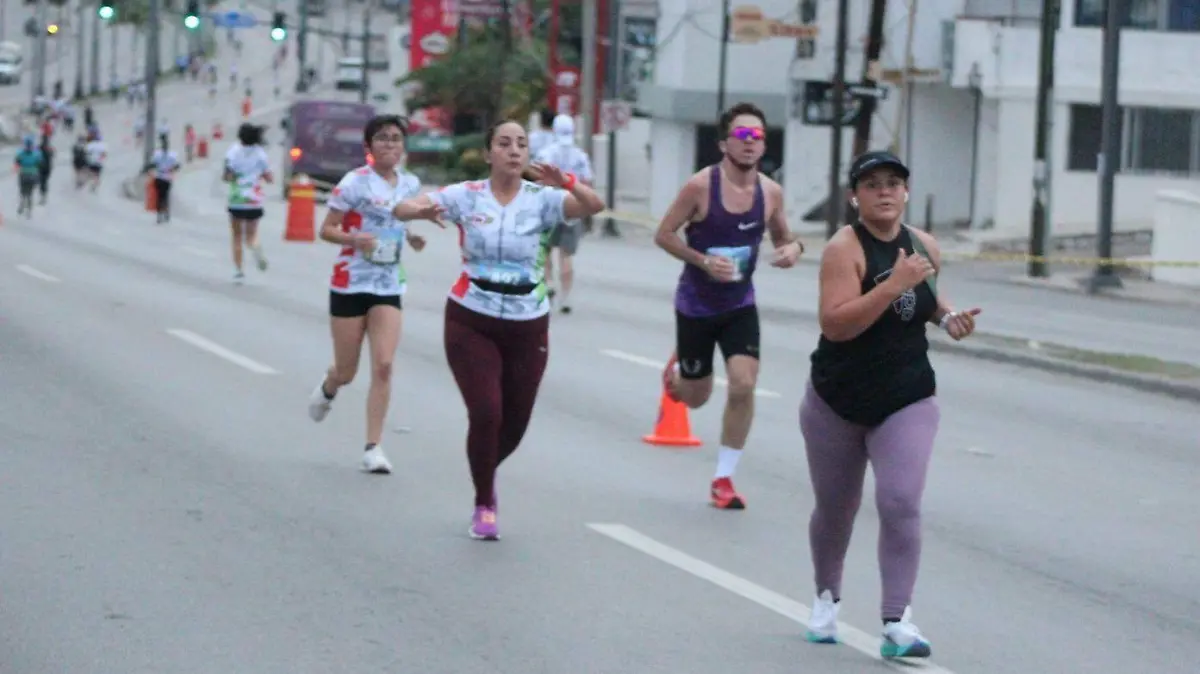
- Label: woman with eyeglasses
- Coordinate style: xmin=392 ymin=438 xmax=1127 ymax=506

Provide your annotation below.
xmin=387 ymin=119 xmax=605 ymax=541
xmin=307 ymin=114 xmax=427 ymax=475
xmin=801 ymin=151 xmax=982 ymax=660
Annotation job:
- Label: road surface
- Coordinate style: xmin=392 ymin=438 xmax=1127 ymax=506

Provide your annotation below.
xmin=1 ymin=84 xmax=1198 ymax=672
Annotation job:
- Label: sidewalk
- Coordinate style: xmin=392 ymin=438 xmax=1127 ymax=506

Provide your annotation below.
xmin=574 ymin=232 xmax=1200 ymax=401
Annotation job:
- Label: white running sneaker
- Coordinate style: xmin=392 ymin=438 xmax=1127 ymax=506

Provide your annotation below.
xmin=308 ymin=380 xmax=334 ymax=422
xmin=361 ymin=446 xmax=392 ymax=474
xmin=880 ymin=606 xmax=932 ymax=659
xmin=251 ymin=245 xmax=268 ymax=271
xmin=805 ymin=590 xmax=840 ymax=644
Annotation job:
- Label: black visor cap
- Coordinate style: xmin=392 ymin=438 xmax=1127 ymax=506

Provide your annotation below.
xmin=848 ymin=151 xmax=910 ymax=188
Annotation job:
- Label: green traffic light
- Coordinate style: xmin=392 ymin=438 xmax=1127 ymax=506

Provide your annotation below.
xmin=184 ymin=15 xmax=199 ymax=29
xmin=97 ymin=6 xmax=114 ymax=20
xmin=270 ymin=27 xmax=286 ymax=41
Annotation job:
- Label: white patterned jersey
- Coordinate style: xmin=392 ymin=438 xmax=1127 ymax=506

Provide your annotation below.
xmin=327 ymin=165 xmax=422 ymax=296
xmin=224 ymin=143 xmax=271 ymax=210
xmin=427 ymin=179 xmax=568 ymax=320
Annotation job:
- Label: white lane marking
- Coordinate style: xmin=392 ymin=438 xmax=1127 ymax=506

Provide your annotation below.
xmin=600 ymin=349 xmax=782 ymax=398
xmin=16 ymin=264 xmax=61 ymax=283
xmin=588 ymin=523 xmax=957 ymax=673
xmin=165 ymin=329 xmax=279 ymax=375
xmin=180 ymin=245 xmax=217 ymax=258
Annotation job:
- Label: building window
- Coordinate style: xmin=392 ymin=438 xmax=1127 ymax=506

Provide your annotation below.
xmin=1067 ymin=103 xmax=1200 ymax=174
xmin=1075 ymin=0 xmax=1200 ymax=31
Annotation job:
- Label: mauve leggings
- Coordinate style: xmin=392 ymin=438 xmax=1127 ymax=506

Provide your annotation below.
xmin=443 ymin=300 xmax=549 ymax=508
xmin=798 ymin=381 xmax=940 ymax=619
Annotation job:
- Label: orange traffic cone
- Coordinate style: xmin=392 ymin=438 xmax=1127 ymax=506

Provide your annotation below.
xmin=284 ymin=174 xmax=317 ymax=242
xmin=241 ymin=97 xmax=252 ymax=119
xmin=144 ymin=175 xmax=157 ymax=212
xmin=642 ymin=389 xmax=703 ymax=447
xmin=212 ymin=123 xmax=223 ymax=140
xmin=197 ymin=136 xmax=209 ymax=159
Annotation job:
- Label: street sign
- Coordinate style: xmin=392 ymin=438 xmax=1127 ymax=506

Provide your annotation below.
xmin=793 ymin=80 xmax=867 ymax=127
xmin=730 ymin=4 xmax=818 ymax=45
xmin=600 ymin=99 xmax=633 ymax=133
xmin=212 ymin=11 xmax=257 ymax=28
xmin=795 ymin=38 xmax=815 ymax=60
xmin=847 ymin=84 xmax=889 ymax=100
xmin=406 ymin=134 xmax=454 ymax=153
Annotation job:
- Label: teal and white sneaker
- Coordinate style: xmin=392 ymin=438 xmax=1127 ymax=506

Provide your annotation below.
xmin=880 ymin=606 xmax=932 ymax=659
xmin=805 ymin=590 xmax=840 ymax=644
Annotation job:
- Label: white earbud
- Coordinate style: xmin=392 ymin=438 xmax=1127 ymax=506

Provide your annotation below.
xmin=850 ymin=197 xmax=859 ymax=209
xmin=903 ymin=193 xmax=909 ymax=204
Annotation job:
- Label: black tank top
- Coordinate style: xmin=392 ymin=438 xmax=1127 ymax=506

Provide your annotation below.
xmin=809 ymin=224 xmax=938 ymax=427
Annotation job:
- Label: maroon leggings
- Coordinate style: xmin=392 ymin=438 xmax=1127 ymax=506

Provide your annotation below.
xmin=444 ymin=299 xmax=550 ymax=507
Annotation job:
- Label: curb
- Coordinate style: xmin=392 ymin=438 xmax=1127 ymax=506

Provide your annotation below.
xmin=926 ymin=336 xmax=1200 ymax=402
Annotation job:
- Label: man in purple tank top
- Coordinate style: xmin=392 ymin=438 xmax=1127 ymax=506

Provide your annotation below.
xmin=652 ymin=102 xmax=805 ymax=510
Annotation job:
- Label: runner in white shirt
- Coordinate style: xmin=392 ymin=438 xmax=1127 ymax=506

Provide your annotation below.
xmin=533 ymin=114 xmax=595 ymax=314
xmin=146 ymin=140 xmax=180 ymax=223
xmin=223 ymin=124 xmax=272 ymax=284
xmin=527 ymin=108 xmax=556 ymax=160
xmin=307 ymin=115 xmax=426 ymax=475
xmin=387 ymin=119 xmax=605 ymax=541
xmin=84 ymin=130 xmax=106 ymax=192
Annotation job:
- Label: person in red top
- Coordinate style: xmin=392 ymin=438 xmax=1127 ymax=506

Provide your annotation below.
xmin=184 ymin=124 xmax=196 ymax=163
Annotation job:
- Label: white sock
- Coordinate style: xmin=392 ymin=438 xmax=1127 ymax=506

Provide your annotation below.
xmin=715 ymin=446 xmax=742 ymax=479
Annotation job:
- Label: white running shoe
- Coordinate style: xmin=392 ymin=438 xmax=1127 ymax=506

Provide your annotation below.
xmin=880 ymin=606 xmax=932 ymax=659
xmin=805 ymin=589 xmax=840 ymax=644
xmin=361 ymin=446 xmax=392 ymax=474
xmin=308 ymin=380 xmax=333 ymax=422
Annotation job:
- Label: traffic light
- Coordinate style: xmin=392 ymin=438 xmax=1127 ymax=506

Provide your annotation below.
xmin=97 ymin=2 xmax=115 ymax=20
xmin=184 ymin=0 xmax=200 ymax=29
xmin=46 ymin=23 xmax=59 ymax=35
xmin=270 ymin=11 xmax=286 ymax=41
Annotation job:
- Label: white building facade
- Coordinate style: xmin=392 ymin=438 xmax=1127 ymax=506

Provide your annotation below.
xmin=630 ymin=0 xmax=1200 ymax=239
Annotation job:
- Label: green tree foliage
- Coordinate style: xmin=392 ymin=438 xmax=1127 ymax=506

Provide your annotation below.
xmin=398 ymin=34 xmax=549 ymax=127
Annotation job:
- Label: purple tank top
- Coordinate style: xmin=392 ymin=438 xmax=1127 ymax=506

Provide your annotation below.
xmin=674 ymin=166 xmax=767 ymax=317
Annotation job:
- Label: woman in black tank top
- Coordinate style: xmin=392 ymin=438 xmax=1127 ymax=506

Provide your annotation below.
xmin=797 ymin=151 xmax=983 ymax=660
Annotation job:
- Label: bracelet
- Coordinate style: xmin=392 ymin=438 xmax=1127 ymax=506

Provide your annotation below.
xmin=939 ymin=312 xmax=956 ymax=330
xmin=562 ymin=172 xmax=577 ymax=191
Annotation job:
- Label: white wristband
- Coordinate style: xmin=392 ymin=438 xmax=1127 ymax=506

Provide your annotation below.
xmin=939 ymin=312 xmax=956 ymax=331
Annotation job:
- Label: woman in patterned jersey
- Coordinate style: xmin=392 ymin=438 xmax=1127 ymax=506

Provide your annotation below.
xmin=388 ymin=120 xmax=605 ymax=540
xmin=307 ymin=115 xmax=429 ymax=475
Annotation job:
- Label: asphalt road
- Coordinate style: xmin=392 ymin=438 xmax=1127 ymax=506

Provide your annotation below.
xmin=2 ymin=58 xmax=1200 ymax=672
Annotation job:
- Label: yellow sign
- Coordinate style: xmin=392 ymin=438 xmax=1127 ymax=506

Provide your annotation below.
xmin=729 ymin=5 xmax=818 ymax=45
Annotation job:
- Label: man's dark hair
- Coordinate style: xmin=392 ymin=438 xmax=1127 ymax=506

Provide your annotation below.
xmin=363 ymin=114 xmax=408 ymax=145
xmin=237 ymin=123 xmax=264 ymax=146
xmin=539 ymin=108 xmax=555 ymax=128
xmin=718 ymin=102 xmax=767 ymax=138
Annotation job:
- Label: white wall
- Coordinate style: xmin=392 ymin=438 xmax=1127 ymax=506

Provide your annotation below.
xmin=951 ymin=18 xmax=1200 ymax=236
xmin=1151 ymin=190 xmax=1200 ymax=287
xmin=647 ymin=119 xmax=698 ymax=219
xmin=592 ymin=117 xmax=654 ymax=214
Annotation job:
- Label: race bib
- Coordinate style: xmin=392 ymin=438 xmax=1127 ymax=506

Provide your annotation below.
xmin=706 ymin=245 xmax=752 ymax=281
xmin=368 ymin=231 xmax=402 ymax=265
xmin=468 ymin=261 xmax=535 ymax=286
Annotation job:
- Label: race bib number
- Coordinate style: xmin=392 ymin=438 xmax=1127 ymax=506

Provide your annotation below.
xmin=706 ymin=245 xmax=752 ymax=281
xmin=469 ymin=262 xmax=534 ymax=286
xmin=368 ymin=231 xmax=402 ymax=265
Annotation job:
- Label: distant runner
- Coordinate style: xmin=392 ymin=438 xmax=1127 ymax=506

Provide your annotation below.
xmin=223 ymin=124 xmax=272 ymax=284
xmin=533 ymin=114 xmax=594 ymax=315
xmin=14 ymin=136 xmax=44 ymax=217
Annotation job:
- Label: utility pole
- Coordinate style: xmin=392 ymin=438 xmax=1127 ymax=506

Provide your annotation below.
xmin=716 ymin=0 xmax=730 ymax=116
xmin=90 ymin=10 xmax=101 ymax=95
xmin=73 ymin=0 xmax=84 ymax=98
xmin=1027 ymin=0 xmax=1060 ymax=278
xmin=497 ymin=0 xmax=512 ymax=120
xmin=580 ymin=0 xmax=597 ymax=162
xmin=358 ymin=1 xmax=369 ymax=103
xmin=852 ymin=0 xmax=886 ymax=157
xmin=602 ymin=0 xmax=619 ymax=237
xmin=297 ymin=0 xmax=309 ymax=92
xmin=1089 ymin=0 xmax=1124 ymax=291
xmin=825 ymin=0 xmax=849 ymax=239
xmin=142 ymin=0 xmax=160 ymax=168
xmin=32 ymin=0 xmax=48 ymax=101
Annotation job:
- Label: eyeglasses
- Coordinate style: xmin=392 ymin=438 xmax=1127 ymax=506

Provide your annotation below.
xmin=729 ymin=126 xmax=765 ymax=142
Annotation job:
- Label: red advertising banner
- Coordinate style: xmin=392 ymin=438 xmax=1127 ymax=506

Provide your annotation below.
xmin=409 ymin=0 xmax=456 ymax=71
